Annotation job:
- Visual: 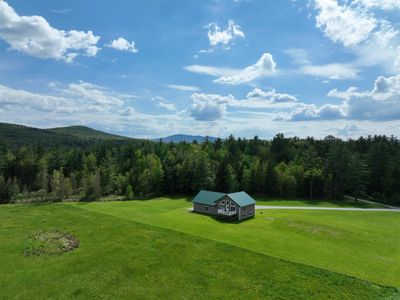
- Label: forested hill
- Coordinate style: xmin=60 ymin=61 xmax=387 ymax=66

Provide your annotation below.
xmin=48 ymin=126 xmax=129 ymax=141
xmin=1 ymin=131 xmax=399 ymax=205
xmin=0 ymin=123 xmax=133 ymax=147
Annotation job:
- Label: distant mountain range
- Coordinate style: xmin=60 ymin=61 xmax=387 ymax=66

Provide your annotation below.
xmin=156 ymin=134 xmax=217 ymax=143
xmin=0 ymin=123 xmax=133 ymax=147
xmin=0 ymin=122 xmax=217 ymax=147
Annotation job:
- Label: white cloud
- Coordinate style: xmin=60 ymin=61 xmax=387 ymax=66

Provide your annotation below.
xmin=106 ymin=37 xmax=138 ymax=53
xmin=215 ymin=53 xmax=276 ymax=85
xmin=185 ymin=52 xmax=276 ymax=85
xmin=158 ymin=101 xmax=176 ymax=111
xmin=247 ymin=88 xmax=298 ymax=103
xmin=299 ymin=63 xmax=359 ymax=79
xmin=206 ymin=20 xmax=244 ymax=49
xmin=183 ymin=65 xmax=236 ymax=77
xmin=166 ymin=84 xmax=200 ymax=92
xmin=282 ymin=74 xmax=400 ymax=122
xmin=314 ymin=0 xmax=377 ymax=47
xmin=0 ymin=1 xmax=100 ymax=62
xmin=336 ymin=124 xmax=362 ymax=137
xmin=190 ymin=93 xmax=234 ymax=121
xmin=355 ymin=0 xmax=400 ymax=10
xmin=313 ymin=0 xmax=400 ymax=72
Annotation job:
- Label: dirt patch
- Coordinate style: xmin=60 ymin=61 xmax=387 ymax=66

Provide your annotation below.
xmin=24 ymin=230 xmax=79 ymax=256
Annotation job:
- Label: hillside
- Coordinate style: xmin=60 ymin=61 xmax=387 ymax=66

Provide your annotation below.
xmin=48 ymin=125 xmax=129 ymax=141
xmin=157 ymin=134 xmax=217 ymax=143
xmin=0 ymin=123 xmax=133 ymax=147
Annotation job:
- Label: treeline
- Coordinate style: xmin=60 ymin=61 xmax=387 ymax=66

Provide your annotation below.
xmin=0 ymin=134 xmax=399 ymax=205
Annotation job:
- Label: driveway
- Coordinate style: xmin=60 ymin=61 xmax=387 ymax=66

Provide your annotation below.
xmin=255 ymin=206 xmax=400 ymax=212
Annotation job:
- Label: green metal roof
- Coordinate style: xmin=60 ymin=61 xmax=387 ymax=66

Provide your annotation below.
xmin=192 ymin=190 xmax=256 ymax=207
xmin=192 ymin=190 xmax=225 ymax=205
xmin=227 ymin=191 xmax=256 ymax=206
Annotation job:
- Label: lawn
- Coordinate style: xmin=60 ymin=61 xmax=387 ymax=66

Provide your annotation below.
xmin=0 ymin=199 xmax=398 ymax=299
xmin=70 ymin=198 xmax=400 ymax=288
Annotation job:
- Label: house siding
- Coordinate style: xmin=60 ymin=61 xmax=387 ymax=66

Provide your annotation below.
xmin=239 ymin=204 xmax=255 ymax=220
xmin=193 ymin=202 xmax=217 ymax=215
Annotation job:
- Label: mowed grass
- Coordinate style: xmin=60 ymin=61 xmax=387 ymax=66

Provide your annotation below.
xmin=0 ymin=204 xmax=399 ymax=299
xmin=70 ymin=198 xmax=400 ymax=288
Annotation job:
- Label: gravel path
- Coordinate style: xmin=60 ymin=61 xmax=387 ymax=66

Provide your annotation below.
xmin=255 ymin=206 xmax=400 ymax=212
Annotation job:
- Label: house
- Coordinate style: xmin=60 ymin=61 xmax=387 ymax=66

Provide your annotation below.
xmin=192 ymin=190 xmax=256 ymax=220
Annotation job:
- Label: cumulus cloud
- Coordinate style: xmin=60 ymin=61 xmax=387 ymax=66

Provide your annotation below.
xmin=0 ymin=1 xmax=100 ymax=62
xmin=166 ymin=84 xmax=200 ymax=92
xmin=185 ymin=52 xmax=276 ymax=85
xmin=190 ymin=93 xmax=234 ymax=121
xmin=0 ymin=81 xmax=138 ymax=115
xmin=247 ymin=88 xmax=298 ymax=103
xmin=106 ymin=37 xmax=138 ymax=53
xmin=215 ymin=53 xmax=276 ymax=85
xmin=282 ymin=74 xmax=400 ymax=122
xmin=206 ymin=20 xmax=244 ymax=49
xmin=314 ymin=0 xmax=377 ymax=47
xmin=313 ymin=0 xmax=400 ymax=72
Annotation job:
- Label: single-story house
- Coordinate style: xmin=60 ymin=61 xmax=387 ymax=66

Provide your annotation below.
xmin=192 ymin=190 xmax=256 ymax=220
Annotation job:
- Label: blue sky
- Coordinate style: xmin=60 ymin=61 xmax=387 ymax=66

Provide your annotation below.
xmin=0 ymin=0 xmax=400 ymax=138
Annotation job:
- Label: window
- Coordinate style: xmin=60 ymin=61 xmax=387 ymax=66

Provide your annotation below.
xmin=242 ymin=207 xmax=247 ymax=211
xmin=204 ymin=206 xmax=209 ymax=211
xmin=230 ymin=206 xmax=236 ymax=211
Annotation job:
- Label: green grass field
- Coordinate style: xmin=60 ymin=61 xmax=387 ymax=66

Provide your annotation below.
xmin=1 ymin=198 xmax=399 ymax=299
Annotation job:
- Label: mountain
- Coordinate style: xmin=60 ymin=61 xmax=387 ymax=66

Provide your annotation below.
xmin=157 ymin=134 xmax=217 ymax=143
xmin=0 ymin=123 xmax=133 ymax=147
xmin=48 ymin=126 xmax=128 ymax=141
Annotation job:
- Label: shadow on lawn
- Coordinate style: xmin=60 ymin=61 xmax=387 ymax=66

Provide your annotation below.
xmin=190 ymin=210 xmax=253 ymax=224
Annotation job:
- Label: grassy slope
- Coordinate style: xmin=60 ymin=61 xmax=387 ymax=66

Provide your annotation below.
xmin=70 ymin=198 xmax=400 ymax=288
xmin=0 ymin=204 xmax=398 ymax=299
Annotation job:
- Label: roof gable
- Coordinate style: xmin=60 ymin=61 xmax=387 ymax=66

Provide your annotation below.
xmin=192 ymin=190 xmax=256 ymax=207
xmin=192 ymin=190 xmax=225 ymax=205
xmin=227 ymin=191 xmax=256 ymax=207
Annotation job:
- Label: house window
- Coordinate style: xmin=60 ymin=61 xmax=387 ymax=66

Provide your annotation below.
xmin=242 ymin=207 xmax=247 ymax=211
xmin=230 ymin=206 xmax=236 ymax=211
xmin=204 ymin=206 xmax=209 ymax=211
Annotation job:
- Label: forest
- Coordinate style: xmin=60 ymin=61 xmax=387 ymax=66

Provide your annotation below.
xmin=0 ymin=133 xmax=399 ymax=205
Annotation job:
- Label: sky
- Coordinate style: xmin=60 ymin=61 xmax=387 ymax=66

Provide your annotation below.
xmin=0 ymin=0 xmax=400 ymax=139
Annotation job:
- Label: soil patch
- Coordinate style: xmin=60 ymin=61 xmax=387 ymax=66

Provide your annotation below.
xmin=24 ymin=230 xmax=79 ymax=256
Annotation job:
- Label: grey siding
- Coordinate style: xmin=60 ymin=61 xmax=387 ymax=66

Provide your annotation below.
xmin=193 ymin=202 xmax=217 ymax=215
xmin=239 ymin=204 xmax=255 ymax=220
